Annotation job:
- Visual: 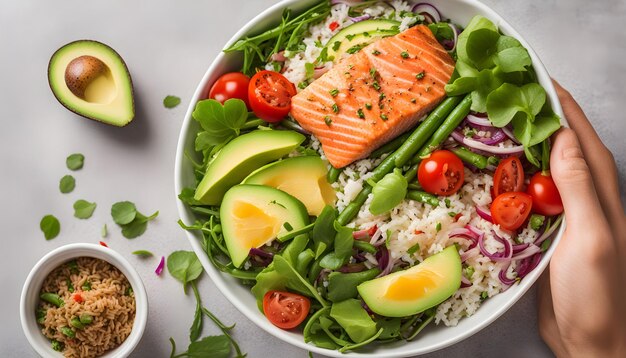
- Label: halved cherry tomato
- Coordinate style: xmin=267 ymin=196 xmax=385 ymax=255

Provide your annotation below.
xmin=491 ymin=192 xmax=533 ymax=231
xmin=208 ymin=72 xmax=250 ymax=108
xmin=248 ymin=70 xmax=296 ymax=123
xmin=417 ymin=150 xmax=465 ymax=196
xmin=263 ymin=290 xmax=310 ymax=329
xmin=527 ymin=172 xmax=564 ymax=216
xmin=493 ymin=157 xmax=524 ymax=196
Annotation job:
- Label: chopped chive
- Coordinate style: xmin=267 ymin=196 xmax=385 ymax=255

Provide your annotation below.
xmin=298 ymin=81 xmax=308 ymax=90
xmin=365 ymin=103 xmax=372 ymax=110
xmin=283 ymin=222 xmax=294 ymax=231
xmin=357 ymin=108 xmax=365 ymax=119
xmin=346 ymin=34 xmax=356 ymax=41
xmin=81 ymin=280 xmax=91 ymax=291
xmin=448 ymin=212 xmax=457 ymax=217
xmin=66 ymin=279 xmax=74 ymax=293
xmin=416 ymin=71 xmax=425 ymax=79
xmin=332 ymin=41 xmax=341 ymax=51
xmin=379 ymin=92 xmax=386 ymax=100
xmin=436 ymin=222 xmax=442 ymax=232
xmin=51 ymin=340 xmax=64 ymax=352
xmin=324 ymin=116 xmax=332 ymax=126
xmin=372 ymin=49 xmax=381 ymax=55
xmin=329 ymin=88 xmax=339 ymax=97
xmin=372 ymin=81 xmax=381 ymax=91
xmin=60 ymin=327 xmax=75 ymax=338
xmin=407 ymin=243 xmax=420 ymax=255
xmin=380 ymin=114 xmax=388 ymax=121
xmin=411 ymin=98 xmax=417 ymax=103
xmin=369 ymin=68 xmax=377 ymax=78
xmin=444 ymin=198 xmax=451 ymax=208
xmin=332 ymin=103 xmax=339 ymax=113
xmin=401 ymin=51 xmax=409 ymax=59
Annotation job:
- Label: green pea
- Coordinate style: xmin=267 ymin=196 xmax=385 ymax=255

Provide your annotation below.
xmin=51 ymin=339 xmax=64 ymax=352
xmin=81 ymin=280 xmax=91 ymax=291
xmin=79 ymin=314 xmax=93 ymax=325
xmin=60 ymin=326 xmax=75 ymax=338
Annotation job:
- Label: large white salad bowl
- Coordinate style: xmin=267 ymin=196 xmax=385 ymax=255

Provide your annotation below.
xmin=175 ymin=1 xmax=566 ymax=356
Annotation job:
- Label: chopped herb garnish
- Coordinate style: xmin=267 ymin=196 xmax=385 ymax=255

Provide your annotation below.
xmin=436 ymin=222 xmax=442 ymax=232
xmin=346 ymin=44 xmax=365 ymax=54
xmin=372 ymin=81 xmax=381 ymax=91
xmin=132 ymin=250 xmax=154 ymax=257
xmin=407 ymin=243 xmax=420 ymax=255
xmin=304 ymin=62 xmax=315 ymax=80
xmin=324 ymin=116 xmax=332 ymax=126
xmin=357 ymin=108 xmax=365 ymax=119
xmin=81 ymin=280 xmax=91 ymax=291
xmin=365 ymin=103 xmax=372 ymax=110
xmin=444 ymin=198 xmax=451 ymax=208
xmin=401 ymin=51 xmax=409 ymax=59
xmin=369 ymin=68 xmax=377 ymax=78
xmin=530 ymin=214 xmax=545 ymax=230
xmin=271 ymin=62 xmax=282 ymax=72
xmin=329 ymin=88 xmax=339 ymax=97
xmin=363 ymin=31 xmax=370 ymax=37
xmin=298 ymin=81 xmax=308 ymax=90
xmin=283 ymin=222 xmax=293 ymax=231
xmin=411 ymin=98 xmax=417 ymax=103
xmin=66 ymin=279 xmax=74 ymax=293
xmin=51 ymin=339 xmax=64 ymax=352
xmin=541 ymin=238 xmax=552 ymax=252
xmin=416 ymin=71 xmax=425 ymax=79
xmin=101 ymin=224 xmax=107 ymax=238
xmin=332 ymin=103 xmax=339 ymax=113
xmin=163 ymin=95 xmax=181 ymax=109
xmin=269 ymin=200 xmax=286 ymax=208
xmin=380 ymin=114 xmax=388 ymax=121
xmin=464 ymin=266 xmax=475 ymax=279
xmin=332 ymin=41 xmax=341 ymax=51
xmin=68 ymin=260 xmax=79 ymax=274
xmin=379 ymin=92 xmax=386 ymax=100
xmin=345 ymin=34 xmax=356 ymax=41
xmin=481 ymin=291 xmax=488 ymax=300
xmin=448 ymin=212 xmax=457 ymax=217
xmin=372 ymin=49 xmax=381 ymax=55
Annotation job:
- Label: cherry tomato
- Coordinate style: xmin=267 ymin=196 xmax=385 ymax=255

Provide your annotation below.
xmin=490 ymin=192 xmax=533 ymax=231
xmin=527 ymin=172 xmax=564 ymax=216
xmin=248 ymin=70 xmax=296 ymax=123
xmin=417 ymin=150 xmax=465 ymax=196
xmin=493 ymin=157 xmax=524 ymax=196
xmin=208 ymin=72 xmax=250 ymax=108
xmin=263 ymin=291 xmax=310 ymax=329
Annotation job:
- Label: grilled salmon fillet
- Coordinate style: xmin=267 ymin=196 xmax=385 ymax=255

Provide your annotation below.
xmin=290 ymin=25 xmax=455 ymax=168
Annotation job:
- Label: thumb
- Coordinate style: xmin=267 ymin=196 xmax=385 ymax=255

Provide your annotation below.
xmin=550 ymin=128 xmax=604 ymax=228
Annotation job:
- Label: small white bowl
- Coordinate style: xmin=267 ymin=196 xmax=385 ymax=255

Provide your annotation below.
xmin=20 ymin=243 xmax=148 ymax=358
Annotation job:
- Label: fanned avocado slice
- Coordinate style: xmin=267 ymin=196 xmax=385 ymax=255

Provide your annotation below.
xmin=48 ymin=40 xmax=135 ymax=126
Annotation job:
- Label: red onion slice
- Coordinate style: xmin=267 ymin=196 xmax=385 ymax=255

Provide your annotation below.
xmin=475 ymin=205 xmax=493 ymax=223
xmin=478 ymin=230 xmax=512 ymax=262
xmin=353 ymin=225 xmax=377 ymax=240
xmin=412 ymin=3 xmax=442 ymax=23
xmin=534 ymin=215 xmax=563 ymax=246
xmin=460 ymin=247 xmax=479 ymax=262
xmin=516 ymin=253 xmax=542 ymax=279
xmin=270 ymin=51 xmax=286 ymax=62
xmin=155 ymin=256 xmax=165 ymax=276
xmin=249 ymin=247 xmax=274 ymax=259
xmin=460 ymin=275 xmax=472 ymax=288
xmin=451 ymin=130 xmax=525 ymax=156
xmin=498 ymin=262 xmax=516 ymax=286
xmin=512 ymin=244 xmax=541 ymax=260
xmin=314 ymin=66 xmax=330 ymax=79
xmin=349 ymin=14 xmax=372 ymax=23
xmin=444 ymin=23 xmax=459 ymax=52
xmin=474 ymin=129 xmax=507 ymax=145
xmin=330 ymin=0 xmax=362 ymax=5
xmin=512 ymin=243 xmax=529 ymax=254
xmin=466 ymin=114 xmax=493 ymax=127
xmin=502 ymin=126 xmax=520 ymax=144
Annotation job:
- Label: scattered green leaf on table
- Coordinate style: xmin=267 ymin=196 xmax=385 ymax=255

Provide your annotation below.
xmin=163 ymin=95 xmax=181 ymax=109
xmin=132 ymin=250 xmax=153 ymax=257
xmin=187 ymin=335 xmax=231 ymax=358
xmin=73 ymin=200 xmax=96 ymax=219
xmin=120 ymin=211 xmax=158 ymax=239
xmin=111 ymin=201 xmax=137 ymax=225
xmin=66 ymin=153 xmax=84 ymax=170
xmin=167 ymin=251 xmax=203 ymax=289
xmin=101 ymin=224 xmax=107 ymax=238
xmin=40 ymin=215 xmax=60 ymax=240
xmin=59 ymin=175 xmax=75 ymax=193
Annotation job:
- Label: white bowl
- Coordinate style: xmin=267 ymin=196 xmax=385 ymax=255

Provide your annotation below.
xmin=175 ymin=1 xmax=566 ymax=356
xmin=20 ymin=243 xmax=148 ymax=358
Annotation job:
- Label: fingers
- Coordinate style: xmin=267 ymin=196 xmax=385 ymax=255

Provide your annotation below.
xmin=552 ymin=81 xmax=625 ymax=231
xmin=537 ymin=269 xmax=567 ymax=357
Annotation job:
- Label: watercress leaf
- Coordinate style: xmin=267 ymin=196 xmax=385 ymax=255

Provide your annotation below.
xmin=486 ymin=83 xmax=530 ymax=127
xmin=66 ymin=153 xmax=84 ymax=170
xmin=223 ymin=98 xmax=248 ymax=130
xmin=163 ymin=95 xmax=181 ymax=109
xmin=496 ymin=35 xmax=522 ymax=51
xmin=330 ymin=299 xmax=377 ymax=343
xmin=187 ymin=335 xmax=231 ymax=358
xmin=469 ymin=67 xmax=504 ymax=113
xmin=73 ymin=200 xmax=97 ymax=219
xmin=40 ymin=215 xmax=60 ymax=240
xmin=319 ymin=252 xmax=345 ymax=270
xmin=195 ymin=131 xmax=215 ymax=151
xmin=376 ymin=318 xmax=402 ymax=340
xmin=369 ymin=168 xmax=407 ymax=215
xmin=464 ymin=27 xmax=500 ymax=69
xmin=111 ymin=201 xmax=137 ymax=225
xmin=327 ymin=268 xmax=381 ymax=302
xmin=427 ymin=22 xmax=454 ymax=41
xmin=59 ymin=175 xmax=75 ymax=194
xmin=318 ymin=316 xmax=352 ymax=346
xmin=528 ymin=109 xmax=561 ymax=147
xmin=311 ymin=205 xmax=337 ymax=259
xmin=167 ymin=251 xmax=204 ymax=286
xmin=192 ymin=99 xmax=247 ymax=146
xmin=524 ymin=144 xmax=541 ymax=168
xmin=445 ymin=76 xmax=477 ymax=96
xmin=521 ymin=83 xmax=547 ymax=117
xmin=296 ymin=249 xmax=315 ymax=276
xmin=121 ymin=215 xmax=148 ymax=239
xmin=178 ymin=188 xmax=203 ymax=206
xmin=494 ymin=46 xmax=531 ymax=73
xmin=333 ymin=224 xmax=354 ymax=262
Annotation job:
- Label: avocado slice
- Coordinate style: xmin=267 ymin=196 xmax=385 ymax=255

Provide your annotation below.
xmin=221 ymin=184 xmax=309 ymax=267
xmin=194 ymin=130 xmax=305 ymax=205
xmin=357 ymin=246 xmax=461 ymax=317
xmin=242 ymin=156 xmax=336 ymax=216
xmin=325 ymin=19 xmax=400 ymax=62
xmin=48 ymin=40 xmax=134 ymax=126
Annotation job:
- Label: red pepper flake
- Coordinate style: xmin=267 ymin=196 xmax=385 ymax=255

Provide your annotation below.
xmin=454 ymin=213 xmax=463 ymax=222
xmin=414 ymin=230 xmax=424 ymax=235
xmin=367 ymin=225 xmax=378 ymax=237
xmin=72 ymin=293 xmax=84 ymax=303
xmin=329 ymin=21 xmax=339 ymax=31
xmin=99 ymin=241 xmax=108 ymax=247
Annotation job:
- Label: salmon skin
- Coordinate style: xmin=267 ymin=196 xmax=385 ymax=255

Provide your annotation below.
xmin=290 ymin=25 xmax=455 ymax=168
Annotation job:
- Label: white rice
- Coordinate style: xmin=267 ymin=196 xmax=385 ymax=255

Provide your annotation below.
xmin=280 ymin=1 xmax=538 ymax=327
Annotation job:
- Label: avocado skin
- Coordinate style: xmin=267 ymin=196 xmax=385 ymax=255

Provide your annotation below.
xmin=47 ymin=40 xmax=135 ymax=126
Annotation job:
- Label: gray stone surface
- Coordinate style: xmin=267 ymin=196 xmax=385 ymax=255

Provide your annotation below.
xmin=0 ymin=0 xmax=623 ymax=357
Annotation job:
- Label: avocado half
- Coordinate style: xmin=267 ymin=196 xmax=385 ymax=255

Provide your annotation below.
xmin=48 ymin=40 xmax=135 ymax=126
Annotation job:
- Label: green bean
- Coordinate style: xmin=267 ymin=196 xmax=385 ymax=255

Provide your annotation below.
xmin=407 ymin=190 xmax=440 ymax=207
xmin=451 ymin=146 xmax=488 ymax=169
xmin=327 ymin=167 xmax=342 ymax=183
xmin=411 ymin=95 xmax=472 ymax=164
xmin=337 ymin=97 xmax=464 ymax=225
xmin=51 ymin=340 xmax=64 ymax=352
xmin=353 ymin=240 xmax=377 ymax=254
xmin=60 ymin=326 xmax=75 ymax=338
xmin=40 ymin=293 xmax=64 ymax=307
xmin=404 ymin=163 xmax=419 ymax=183
xmin=277 ymin=222 xmax=315 ymax=242
xmin=240 ymin=118 xmax=266 ymax=130
xmin=79 ymin=314 xmax=93 ymax=325
xmin=70 ymin=317 xmax=85 ymax=330
xmin=407 ymin=182 xmax=422 ymax=190
xmin=280 ymin=119 xmax=308 ymax=134
xmin=370 ymin=132 xmax=411 ymax=158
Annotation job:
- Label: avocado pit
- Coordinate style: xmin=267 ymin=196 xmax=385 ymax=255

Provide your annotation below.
xmin=64 ymin=55 xmax=117 ymax=104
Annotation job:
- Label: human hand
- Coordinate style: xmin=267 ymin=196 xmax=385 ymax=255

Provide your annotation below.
xmin=537 ymin=81 xmax=626 ymax=357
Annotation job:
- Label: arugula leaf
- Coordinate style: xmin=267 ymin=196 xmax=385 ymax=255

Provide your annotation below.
xmin=273 ymin=255 xmax=328 ymax=307
xmin=311 ymin=205 xmax=337 ymax=258
xmin=163 ymin=95 xmax=181 ymax=109
xmin=187 ymin=335 xmax=231 ymax=358
xmin=303 ymin=307 xmax=340 ymax=350
xmin=73 ymin=200 xmax=96 ymax=219
xmin=330 ymin=299 xmax=377 ymax=343
xmin=40 ymin=215 xmax=60 ymax=240
xmin=111 ymin=201 xmax=137 ymax=225
xmin=192 ymin=99 xmax=248 ymax=147
xmin=369 ymin=168 xmax=407 ymax=215
xmin=319 ymin=223 xmax=353 ymax=270
xmin=59 ymin=175 xmax=76 ymax=194
xmin=167 ymin=251 xmax=204 ymax=291
xmin=327 ymin=268 xmax=380 ymax=302
xmin=376 ymin=318 xmax=402 ymax=340
xmin=66 ymin=153 xmax=84 ymax=170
